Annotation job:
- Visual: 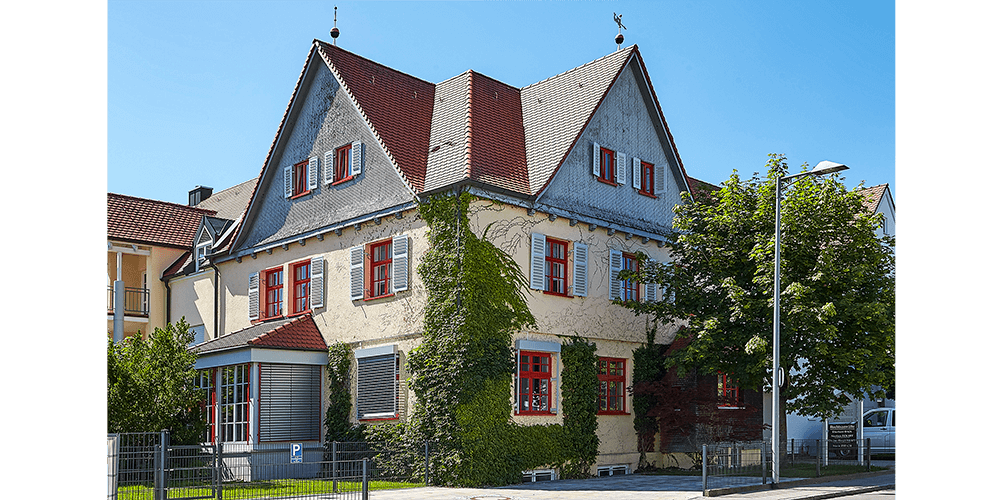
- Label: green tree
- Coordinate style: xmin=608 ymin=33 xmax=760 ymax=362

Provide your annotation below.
xmin=107 ymin=318 xmax=206 ymax=444
xmin=622 ymin=154 xmax=895 ymax=443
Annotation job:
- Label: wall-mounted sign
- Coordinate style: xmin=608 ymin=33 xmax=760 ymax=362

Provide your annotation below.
xmin=291 ymin=443 xmax=303 ymax=464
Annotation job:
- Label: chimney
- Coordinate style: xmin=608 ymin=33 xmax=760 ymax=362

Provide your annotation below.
xmin=189 ymin=186 xmax=213 ymax=206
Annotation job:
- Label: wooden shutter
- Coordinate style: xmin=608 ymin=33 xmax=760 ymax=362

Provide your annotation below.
xmin=248 ymin=272 xmax=259 ymax=321
xmin=592 ymin=142 xmax=601 ymax=177
xmin=391 ymin=235 xmax=409 ymax=292
xmin=283 ymin=166 xmax=293 ymax=198
xmin=644 ymin=258 xmax=657 ymax=302
xmin=349 ymin=246 xmax=364 ymax=301
xmin=323 ymin=150 xmax=334 ymax=184
xmin=615 ymin=151 xmax=627 ymax=185
xmin=308 ymin=156 xmax=319 ymax=190
xmin=550 ymin=355 xmax=559 ymax=414
xmin=310 ymin=256 xmax=324 ymax=309
xmin=529 ymin=233 xmax=546 ymax=290
xmin=609 ymin=249 xmax=623 ymax=300
xmin=632 ymin=157 xmax=642 ymax=189
xmin=350 ymin=141 xmax=364 ymax=177
xmin=655 ymin=163 xmax=667 ymax=195
xmin=572 ymin=241 xmax=588 ymax=297
xmin=514 ymin=348 xmax=521 ymax=415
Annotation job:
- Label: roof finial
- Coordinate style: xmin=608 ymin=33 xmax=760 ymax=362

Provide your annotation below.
xmin=613 ymin=12 xmax=626 ymax=50
xmin=330 ymin=6 xmax=340 ymax=45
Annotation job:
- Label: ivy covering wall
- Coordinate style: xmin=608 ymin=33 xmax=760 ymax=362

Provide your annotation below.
xmin=559 ymin=336 xmax=600 ymax=478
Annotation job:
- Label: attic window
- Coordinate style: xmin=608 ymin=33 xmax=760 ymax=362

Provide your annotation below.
xmin=195 ymin=242 xmax=211 ymax=271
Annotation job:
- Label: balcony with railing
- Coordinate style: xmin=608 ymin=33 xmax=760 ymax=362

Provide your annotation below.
xmin=108 ymin=285 xmax=150 ymax=318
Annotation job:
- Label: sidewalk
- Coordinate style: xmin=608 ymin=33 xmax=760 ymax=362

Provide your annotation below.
xmin=366 ymin=470 xmax=894 ymax=500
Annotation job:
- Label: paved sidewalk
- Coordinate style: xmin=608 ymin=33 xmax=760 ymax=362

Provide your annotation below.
xmin=365 ymin=470 xmax=894 ymax=500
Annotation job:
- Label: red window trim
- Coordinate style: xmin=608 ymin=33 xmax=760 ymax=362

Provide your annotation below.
xmin=638 ymin=160 xmax=657 ymax=198
xmin=598 ymin=357 xmax=628 ymax=415
xmin=260 ymin=266 xmax=284 ymax=320
xmin=622 ymin=253 xmax=640 ymax=303
xmin=292 ymin=160 xmax=309 ymax=198
xmin=718 ymin=372 xmax=742 ymax=409
xmin=599 ymin=147 xmax=617 ymax=186
xmin=517 ymin=350 xmax=554 ymax=415
xmin=290 ymin=259 xmax=311 ymax=315
xmin=333 ymin=143 xmax=352 ymax=185
xmin=543 ymin=237 xmax=570 ymax=297
xmin=365 ymin=239 xmax=394 ymax=301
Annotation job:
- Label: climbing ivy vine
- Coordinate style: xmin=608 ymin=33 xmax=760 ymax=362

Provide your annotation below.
xmin=325 ymin=341 xmax=363 ymax=442
xmin=559 ymin=336 xmax=599 ymax=479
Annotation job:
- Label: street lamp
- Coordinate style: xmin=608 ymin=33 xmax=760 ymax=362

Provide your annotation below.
xmin=771 ymin=160 xmax=848 ymax=484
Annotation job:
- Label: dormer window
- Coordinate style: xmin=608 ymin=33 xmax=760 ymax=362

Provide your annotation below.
xmin=195 ymin=242 xmax=211 ymax=272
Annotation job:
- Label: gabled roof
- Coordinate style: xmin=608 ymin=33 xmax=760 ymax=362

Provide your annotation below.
xmin=859 ymin=184 xmax=892 ymax=214
xmin=107 ymin=193 xmax=215 ymax=249
xmin=195 ymin=178 xmax=256 ymax=221
xmin=189 ymin=314 xmax=327 ymax=355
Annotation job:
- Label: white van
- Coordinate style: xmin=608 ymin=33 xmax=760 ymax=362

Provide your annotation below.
xmin=862 ymin=408 xmax=896 ymax=454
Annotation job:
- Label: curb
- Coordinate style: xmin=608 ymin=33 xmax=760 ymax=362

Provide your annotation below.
xmin=705 ymin=470 xmax=894 ymax=497
xmin=782 ymin=483 xmax=894 ymax=500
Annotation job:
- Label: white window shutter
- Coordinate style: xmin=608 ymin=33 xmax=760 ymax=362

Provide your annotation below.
xmin=248 ymin=272 xmax=259 ymax=321
xmin=615 ymin=151 xmax=627 ymax=185
xmin=644 ymin=258 xmax=657 ymax=303
xmin=514 ymin=349 xmax=521 ymax=415
xmin=308 ymin=156 xmax=319 ymax=190
xmin=350 ymin=246 xmax=364 ymax=301
xmin=572 ymin=241 xmax=588 ymax=297
xmin=592 ymin=142 xmax=601 ymax=177
xmin=655 ymin=163 xmax=667 ymax=195
xmin=609 ymin=249 xmax=623 ymax=300
xmin=283 ymin=166 xmax=293 ymax=198
xmin=310 ymin=256 xmax=324 ymax=309
xmin=550 ymin=356 xmax=559 ymax=414
xmin=632 ymin=157 xmax=642 ymax=189
xmin=323 ymin=150 xmax=334 ymax=184
xmin=529 ymin=233 xmax=546 ymax=290
xmin=350 ymin=141 xmax=364 ymax=177
xmin=391 ymin=235 xmax=409 ymax=292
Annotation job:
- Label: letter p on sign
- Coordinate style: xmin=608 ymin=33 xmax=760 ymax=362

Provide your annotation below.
xmin=290 ymin=443 xmax=303 ymax=463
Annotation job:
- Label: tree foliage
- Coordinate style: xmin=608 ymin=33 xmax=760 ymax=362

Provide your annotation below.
xmin=622 ymin=154 xmax=895 ymax=426
xmin=107 ymin=319 xmax=206 ymax=444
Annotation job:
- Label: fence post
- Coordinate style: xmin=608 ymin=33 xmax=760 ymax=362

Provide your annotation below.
xmin=154 ymin=430 xmax=169 ymax=500
xmin=865 ymin=438 xmax=871 ymax=471
xmin=215 ymin=441 xmax=223 ymax=500
xmin=790 ymin=439 xmax=795 ymax=467
xmin=331 ymin=441 xmax=338 ymax=493
xmin=424 ymin=441 xmax=430 ymax=486
xmin=702 ymin=444 xmax=708 ymax=496
xmin=761 ymin=441 xmax=767 ymax=485
xmin=815 ymin=439 xmax=821 ymax=477
xmin=362 ymin=458 xmax=369 ymax=500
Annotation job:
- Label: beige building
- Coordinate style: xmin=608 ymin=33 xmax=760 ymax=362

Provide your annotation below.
xmin=168 ymin=41 xmax=706 ymax=475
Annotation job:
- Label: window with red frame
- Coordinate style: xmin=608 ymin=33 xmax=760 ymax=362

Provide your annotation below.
xmin=518 ymin=351 xmax=552 ymax=414
xmin=293 ymin=160 xmax=308 ymax=197
xmin=623 ymin=253 xmax=639 ymax=302
xmin=545 ymin=238 xmax=568 ymax=295
xmin=263 ymin=267 xmax=283 ymax=319
xmin=196 ymin=369 xmax=216 ymax=442
xmin=718 ymin=372 xmax=741 ymax=408
xmin=598 ymin=357 xmax=627 ymax=414
xmin=599 ymin=147 xmax=616 ymax=184
xmin=335 ymin=143 xmax=352 ymax=184
xmin=219 ymin=364 xmax=249 ymax=442
xmin=291 ymin=260 xmax=311 ymax=314
xmin=368 ymin=240 xmax=392 ymax=299
xmin=639 ymin=160 xmax=655 ymax=196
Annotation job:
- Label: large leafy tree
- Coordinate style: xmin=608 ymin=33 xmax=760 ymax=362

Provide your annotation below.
xmin=107 ymin=318 xmax=206 ymax=444
xmin=623 ymin=154 xmax=894 ymax=442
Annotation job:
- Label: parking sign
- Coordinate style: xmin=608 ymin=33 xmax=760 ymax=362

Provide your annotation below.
xmin=290 ymin=443 xmax=302 ymax=463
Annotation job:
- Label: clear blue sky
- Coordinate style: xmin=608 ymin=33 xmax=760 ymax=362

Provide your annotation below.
xmin=108 ymin=0 xmax=894 ymax=205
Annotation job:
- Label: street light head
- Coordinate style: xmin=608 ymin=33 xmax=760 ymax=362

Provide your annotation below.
xmin=811 ymin=161 xmax=849 ymax=176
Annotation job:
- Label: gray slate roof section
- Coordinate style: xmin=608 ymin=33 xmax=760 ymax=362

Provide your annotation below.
xmin=520 ymin=46 xmax=635 ymax=195
xmin=424 ymin=72 xmax=470 ymax=193
xmin=189 ymin=317 xmax=294 ymax=354
xmin=196 ymin=178 xmax=256 ymax=221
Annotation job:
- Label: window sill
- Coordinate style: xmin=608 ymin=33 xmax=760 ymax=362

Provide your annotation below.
xmin=638 ymin=190 xmax=657 ymax=199
xmin=598 ymin=411 xmax=631 ymax=416
xmin=517 ymin=411 xmax=557 ymax=416
xmin=542 ymin=290 xmax=571 ymax=298
xmin=363 ymin=293 xmax=395 ymax=302
xmin=359 ymin=415 xmax=398 ymax=422
xmin=330 ymin=175 xmax=355 ymax=187
xmin=717 ymin=406 xmax=746 ymax=410
xmin=290 ymin=191 xmax=311 ymax=200
xmin=596 ymin=176 xmax=618 ymax=187
xmin=257 ymin=314 xmax=284 ymax=322
xmin=288 ymin=309 xmax=312 ymax=318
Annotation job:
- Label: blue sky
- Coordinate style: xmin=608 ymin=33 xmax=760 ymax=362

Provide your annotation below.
xmin=108 ymin=0 xmax=894 ymax=204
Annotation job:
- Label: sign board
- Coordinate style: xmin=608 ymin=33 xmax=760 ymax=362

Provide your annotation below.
xmin=290 ymin=443 xmax=303 ymax=464
xmin=827 ymin=422 xmax=857 ymax=453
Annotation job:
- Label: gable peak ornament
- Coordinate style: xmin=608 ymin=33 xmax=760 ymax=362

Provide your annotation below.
xmin=613 ymin=12 xmax=626 ymax=49
xmin=330 ymin=6 xmax=340 ymax=45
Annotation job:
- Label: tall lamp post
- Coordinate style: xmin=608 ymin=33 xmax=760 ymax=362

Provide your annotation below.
xmin=771 ymin=160 xmax=848 ymax=484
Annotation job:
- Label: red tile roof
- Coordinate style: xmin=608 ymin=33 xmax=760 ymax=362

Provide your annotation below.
xmin=249 ymin=313 xmax=328 ymax=351
xmin=107 ymin=193 xmax=215 ymax=249
xmin=468 ymin=71 xmax=529 ymax=194
xmin=858 ymin=184 xmax=888 ymax=214
xmin=316 ymin=41 xmax=435 ymax=192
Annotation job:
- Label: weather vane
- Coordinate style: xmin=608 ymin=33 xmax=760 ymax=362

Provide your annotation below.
xmin=614 ymin=12 xmax=626 ymax=50
xmin=330 ymin=6 xmax=340 ymax=45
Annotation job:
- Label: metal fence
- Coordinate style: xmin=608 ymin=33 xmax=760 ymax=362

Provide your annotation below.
xmin=701 ymin=439 xmax=875 ymax=494
xmin=108 ymin=432 xmax=424 ymax=500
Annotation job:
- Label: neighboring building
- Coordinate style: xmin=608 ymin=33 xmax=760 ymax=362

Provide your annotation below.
xmin=171 ymin=40 xmax=735 ymax=475
xmin=107 ymin=193 xmax=215 ymax=341
xmin=860 ymin=183 xmax=895 ymax=239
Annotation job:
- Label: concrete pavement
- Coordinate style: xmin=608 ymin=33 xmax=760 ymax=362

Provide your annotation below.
xmin=366 ymin=470 xmax=895 ymax=500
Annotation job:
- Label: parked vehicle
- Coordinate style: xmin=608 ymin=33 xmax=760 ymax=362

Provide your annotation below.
xmin=862 ymin=407 xmax=895 ymax=454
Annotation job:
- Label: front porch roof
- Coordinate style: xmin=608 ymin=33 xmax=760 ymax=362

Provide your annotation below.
xmin=190 ymin=313 xmax=328 ymax=355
